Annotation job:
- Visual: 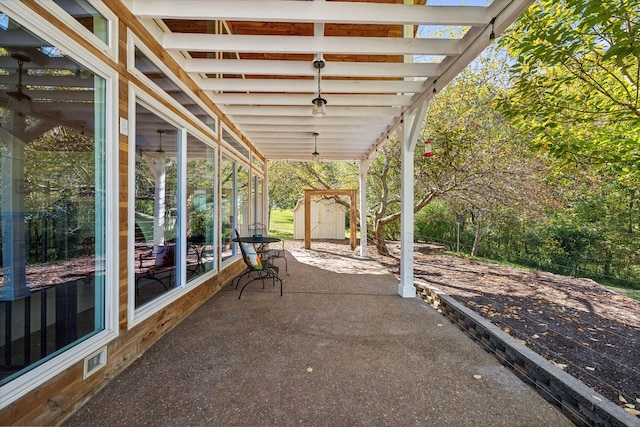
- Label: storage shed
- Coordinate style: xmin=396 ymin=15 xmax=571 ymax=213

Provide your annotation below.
xmin=293 ymin=198 xmax=346 ymax=239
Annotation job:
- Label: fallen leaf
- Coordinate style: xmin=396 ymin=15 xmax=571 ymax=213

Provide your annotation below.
xmin=585 ymin=366 xmax=596 ymax=371
xmin=532 ymin=334 xmax=540 ymax=339
xmin=589 ymin=337 xmax=599 ymax=342
xmin=624 ymin=403 xmax=636 ymax=409
xmin=502 ymin=327 xmax=511 ymax=333
xmin=592 ymin=395 xmax=602 ymax=402
xmin=552 ymin=361 xmax=568 ymax=370
xmin=636 ymin=398 xmax=640 ymax=404
xmin=619 ymin=394 xmax=628 ymax=403
xmin=578 ymin=327 xmax=584 ymax=332
xmin=473 ymin=374 xmax=482 ymax=379
xmin=624 ymin=408 xmax=640 ymax=416
xmin=437 ymin=324 xmax=443 ymax=327
xmin=307 ymin=367 xmax=313 ymax=373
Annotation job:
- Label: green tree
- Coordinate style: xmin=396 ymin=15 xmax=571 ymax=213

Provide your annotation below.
xmin=367 ymin=50 xmax=556 ymax=255
xmin=268 ymin=161 xmax=358 ymax=211
xmin=499 ymin=0 xmax=640 ymax=185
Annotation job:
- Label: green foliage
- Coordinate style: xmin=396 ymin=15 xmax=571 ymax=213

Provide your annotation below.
xmin=499 ymin=0 xmax=640 ymax=185
xmin=268 ymin=161 xmax=358 ymax=209
xmin=268 ymin=208 xmax=294 ymax=240
xmin=414 ymin=202 xmax=456 ymax=243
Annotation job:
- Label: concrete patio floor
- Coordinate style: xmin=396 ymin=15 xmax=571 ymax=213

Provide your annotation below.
xmin=64 ymin=244 xmax=573 ymax=426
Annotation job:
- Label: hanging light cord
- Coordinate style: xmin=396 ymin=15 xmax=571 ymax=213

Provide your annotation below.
xmin=16 ymin=57 xmax=25 ymax=93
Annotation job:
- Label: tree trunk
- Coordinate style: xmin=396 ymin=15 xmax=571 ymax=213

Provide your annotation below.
xmin=374 ymin=220 xmax=389 ymax=255
xmin=471 ymin=224 xmax=488 ymax=258
xmin=471 ymin=230 xmax=481 ymax=257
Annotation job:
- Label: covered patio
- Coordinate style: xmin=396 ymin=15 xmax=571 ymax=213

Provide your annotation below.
xmin=1 ymin=1 xmax=568 ymax=424
xmin=64 ymin=245 xmax=571 ymax=426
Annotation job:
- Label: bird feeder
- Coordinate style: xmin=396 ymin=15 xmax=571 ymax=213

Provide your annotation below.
xmin=422 ymin=139 xmax=434 ymax=158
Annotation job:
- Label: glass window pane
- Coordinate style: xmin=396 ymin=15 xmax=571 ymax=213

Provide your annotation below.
xmin=133 ymin=106 xmax=178 ymax=308
xmin=52 ymin=0 xmax=109 ymax=44
xmin=186 ymin=134 xmax=215 ymax=280
xmin=237 ymin=165 xmax=249 ymax=237
xmin=222 ymin=128 xmax=249 ymax=160
xmin=253 ymin=175 xmax=263 ymax=226
xmin=0 ymin=16 xmax=106 ymax=385
xmin=220 ymin=156 xmax=235 ymax=262
xmin=134 ymin=47 xmax=217 ymax=135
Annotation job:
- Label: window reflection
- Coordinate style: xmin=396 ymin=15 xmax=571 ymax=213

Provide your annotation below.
xmin=0 ymin=17 xmax=106 ymax=385
xmin=134 ymin=47 xmax=217 ymax=135
xmin=220 ymin=156 xmax=235 ymax=262
xmin=237 ymin=165 xmax=249 ymax=236
xmin=134 ymin=105 xmax=178 ymax=308
xmin=253 ymin=175 xmax=263 ymax=225
xmin=52 ymin=0 xmax=109 ymax=44
xmin=186 ymin=134 xmax=215 ymax=280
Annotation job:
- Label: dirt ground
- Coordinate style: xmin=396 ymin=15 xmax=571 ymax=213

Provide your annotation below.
xmin=297 ymin=239 xmax=640 ymax=418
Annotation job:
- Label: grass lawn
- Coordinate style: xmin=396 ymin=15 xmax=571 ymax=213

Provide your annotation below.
xmin=603 ymin=284 xmax=640 ymax=301
xmin=269 ymin=208 xmax=294 ymax=240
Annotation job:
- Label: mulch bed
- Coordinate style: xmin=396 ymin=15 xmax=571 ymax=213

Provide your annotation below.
xmin=297 ymin=239 xmax=640 ymax=418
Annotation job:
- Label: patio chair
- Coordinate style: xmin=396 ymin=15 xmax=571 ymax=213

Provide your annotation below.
xmin=235 ymin=229 xmax=283 ymax=299
xmin=248 ymin=222 xmax=288 ymax=272
xmin=135 ymin=244 xmax=175 ymax=296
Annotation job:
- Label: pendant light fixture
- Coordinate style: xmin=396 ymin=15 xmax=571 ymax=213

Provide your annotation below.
xmin=311 ymin=56 xmax=327 ymax=118
xmin=156 ymin=129 xmax=166 ymax=155
xmin=312 ymin=132 xmax=320 ymax=162
xmin=7 ymin=52 xmax=33 ymax=115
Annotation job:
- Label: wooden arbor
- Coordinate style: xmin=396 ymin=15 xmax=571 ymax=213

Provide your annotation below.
xmin=304 ymin=189 xmax=357 ymax=250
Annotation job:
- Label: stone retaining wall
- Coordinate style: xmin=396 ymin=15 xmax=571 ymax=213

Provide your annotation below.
xmin=415 ymin=282 xmax=640 ymax=427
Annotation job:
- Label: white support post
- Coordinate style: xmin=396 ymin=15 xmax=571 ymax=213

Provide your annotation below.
xmin=263 ymin=160 xmax=269 ymax=226
xmin=397 ymin=99 xmax=429 ymax=298
xmin=359 ymin=159 xmax=370 ymax=258
xmin=0 ymin=113 xmax=30 ymax=300
xmin=398 ymin=117 xmax=416 ymax=298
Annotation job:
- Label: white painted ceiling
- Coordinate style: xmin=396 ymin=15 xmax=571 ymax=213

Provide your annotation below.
xmin=130 ymin=0 xmax=534 ymax=162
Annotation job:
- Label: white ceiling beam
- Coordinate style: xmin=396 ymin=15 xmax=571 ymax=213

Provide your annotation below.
xmin=246 ymin=131 xmax=383 ymax=140
xmin=260 ymin=147 xmax=371 ymax=154
xmin=368 ymin=0 xmax=535 ymax=157
xmin=231 ymin=115 xmax=392 ymax=126
xmin=201 ymin=78 xmax=424 ymax=93
xmin=132 ymin=1 xmax=490 ymax=26
xmin=240 ymin=124 xmax=388 ymax=133
xmin=184 ymin=59 xmax=440 ymax=78
xmin=163 ymin=34 xmax=463 ymax=56
xmin=224 ymin=106 xmax=401 ymax=117
xmin=211 ymin=93 xmax=412 ymax=107
xmin=263 ymin=143 xmax=370 ymax=148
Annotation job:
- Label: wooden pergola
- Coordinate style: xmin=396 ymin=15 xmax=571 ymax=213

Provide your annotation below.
xmin=304 ymin=189 xmax=357 ymax=250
